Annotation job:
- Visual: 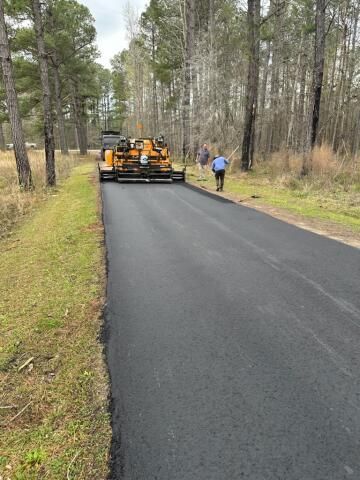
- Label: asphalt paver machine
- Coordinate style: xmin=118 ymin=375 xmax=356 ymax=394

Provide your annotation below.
xmin=98 ymin=135 xmax=185 ymax=183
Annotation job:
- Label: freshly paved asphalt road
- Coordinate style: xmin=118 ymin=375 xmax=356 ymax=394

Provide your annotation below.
xmin=102 ymin=182 xmax=360 ymax=480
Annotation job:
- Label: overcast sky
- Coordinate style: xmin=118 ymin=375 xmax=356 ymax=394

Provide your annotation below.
xmin=80 ymin=0 xmax=149 ymax=68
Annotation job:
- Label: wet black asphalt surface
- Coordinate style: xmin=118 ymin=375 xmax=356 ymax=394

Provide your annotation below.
xmin=102 ymin=182 xmax=360 ymax=480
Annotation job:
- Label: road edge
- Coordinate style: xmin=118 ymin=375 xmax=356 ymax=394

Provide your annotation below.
xmin=186 ymin=179 xmax=360 ymax=249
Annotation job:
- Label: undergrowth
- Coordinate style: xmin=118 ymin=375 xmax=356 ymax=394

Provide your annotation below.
xmin=0 ymin=151 xmax=77 ymax=239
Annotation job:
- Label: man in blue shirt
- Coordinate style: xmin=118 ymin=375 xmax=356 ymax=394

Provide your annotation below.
xmin=211 ymin=155 xmax=229 ymax=191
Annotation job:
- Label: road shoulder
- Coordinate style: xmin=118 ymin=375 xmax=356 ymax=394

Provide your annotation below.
xmin=186 ymin=172 xmax=360 ymax=249
xmin=0 ymin=163 xmax=110 ymax=479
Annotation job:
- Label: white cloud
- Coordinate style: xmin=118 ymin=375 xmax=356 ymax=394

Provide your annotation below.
xmin=80 ymin=0 xmax=149 ymax=68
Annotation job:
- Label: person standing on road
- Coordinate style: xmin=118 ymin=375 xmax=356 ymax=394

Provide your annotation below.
xmin=211 ymin=154 xmax=229 ymax=192
xmin=196 ymin=143 xmax=210 ymax=180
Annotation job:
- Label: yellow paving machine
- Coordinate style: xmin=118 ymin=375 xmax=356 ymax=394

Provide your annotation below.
xmin=98 ymin=135 xmax=185 ymax=183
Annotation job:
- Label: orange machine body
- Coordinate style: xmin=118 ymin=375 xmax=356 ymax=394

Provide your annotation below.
xmin=113 ymin=137 xmax=173 ymax=180
xmin=98 ymin=136 xmax=185 ymax=182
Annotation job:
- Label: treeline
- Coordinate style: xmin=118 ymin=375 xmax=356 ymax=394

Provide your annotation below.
xmin=1 ymin=0 xmax=359 ymax=188
xmin=110 ymin=0 xmax=360 ymax=169
xmin=0 ymin=0 xmax=117 ymax=188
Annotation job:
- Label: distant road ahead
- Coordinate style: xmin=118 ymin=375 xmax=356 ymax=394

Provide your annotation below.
xmin=102 ymin=182 xmax=360 ymax=480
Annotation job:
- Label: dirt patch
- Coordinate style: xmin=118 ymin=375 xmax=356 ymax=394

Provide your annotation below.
xmin=88 ymin=172 xmax=99 ymax=185
xmin=82 ymin=221 xmax=104 ymax=234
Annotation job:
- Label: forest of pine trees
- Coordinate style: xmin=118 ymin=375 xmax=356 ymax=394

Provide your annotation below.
xmin=1 ymin=0 xmax=360 ymax=182
xmin=112 ymin=0 xmax=360 ymax=167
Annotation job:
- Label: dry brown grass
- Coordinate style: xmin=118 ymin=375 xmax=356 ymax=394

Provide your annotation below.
xmin=210 ymin=143 xmax=359 ymax=183
xmin=0 ymin=151 xmax=78 ymax=238
xmin=250 ymin=144 xmax=360 ymax=192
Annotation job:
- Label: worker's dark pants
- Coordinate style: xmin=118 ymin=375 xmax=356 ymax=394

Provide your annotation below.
xmin=215 ymin=169 xmax=225 ymax=189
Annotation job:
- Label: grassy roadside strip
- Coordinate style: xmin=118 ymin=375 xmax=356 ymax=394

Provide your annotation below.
xmin=0 ymin=163 xmax=110 ymax=479
xmin=184 ymin=166 xmax=360 ymax=234
xmin=0 ymin=152 xmax=78 ymax=240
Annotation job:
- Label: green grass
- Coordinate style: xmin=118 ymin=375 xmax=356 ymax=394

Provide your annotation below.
xmin=0 ymin=163 xmax=110 ymax=479
xmin=186 ymin=166 xmax=360 ymax=232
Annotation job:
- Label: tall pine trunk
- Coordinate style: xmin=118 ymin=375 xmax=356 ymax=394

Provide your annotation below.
xmin=302 ymin=0 xmax=326 ymax=174
xmin=310 ymin=0 xmax=326 ymax=149
xmin=0 ymin=0 xmax=32 ymax=188
xmin=47 ymin=4 xmax=68 ymax=156
xmin=0 ymin=122 xmax=5 ymax=151
xmin=53 ymin=63 xmax=69 ymax=155
xmin=345 ymin=4 xmax=360 ymax=153
xmin=182 ymin=0 xmax=194 ymax=161
xmin=340 ymin=1 xmax=358 ymax=150
xmin=32 ymin=0 xmax=56 ymax=186
xmin=287 ymin=36 xmax=304 ymax=148
xmin=241 ymin=0 xmax=260 ymax=171
xmin=151 ymin=24 xmax=159 ymax=134
xmin=267 ymin=0 xmax=281 ymax=154
xmin=331 ymin=10 xmax=349 ymax=152
xmin=296 ymin=48 xmax=308 ymax=151
xmin=257 ymin=39 xmax=271 ymax=154
xmin=72 ymin=82 xmax=88 ymax=155
xmin=323 ymin=21 xmax=339 ymax=145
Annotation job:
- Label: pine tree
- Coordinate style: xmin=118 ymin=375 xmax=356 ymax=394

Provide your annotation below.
xmin=32 ymin=0 xmax=56 ymax=186
xmin=0 ymin=0 xmax=32 ymax=189
xmin=241 ymin=0 xmax=261 ymax=170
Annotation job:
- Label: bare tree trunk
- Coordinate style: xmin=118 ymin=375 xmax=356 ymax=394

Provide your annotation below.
xmin=182 ymin=0 xmax=194 ymax=160
xmin=151 ymin=23 xmax=159 ymax=133
xmin=331 ymin=7 xmax=349 ymax=152
xmin=323 ymin=17 xmax=339 ymax=145
xmin=32 ymin=0 xmax=56 ymax=186
xmin=302 ymin=0 xmax=326 ymax=174
xmin=267 ymin=0 xmax=281 ymax=154
xmin=71 ymin=82 xmax=87 ymax=155
xmin=0 ymin=122 xmax=5 ymax=150
xmin=53 ymin=64 xmax=69 ymax=155
xmin=296 ymin=48 xmax=308 ymax=151
xmin=287 ymin=36 xmax=304 ymax=148
xmin=80 ymin=97 xmax=88 ymax=153
xmin=0 ymin=0 xmax=32 ymax=188
xmin=257 ymin=39 xmax=271 ymax=154
xmin=192 ymin=60 xmax=200 ymax=153
xmin=47 ymin=3 xmax=68 ymax=156
xmin=241 ymin=0 xmax=260 ymax=171
xmin=310 ymin=0 xmax=326 ymax=149
xmin=354 ymin=111 xmax=360 ymax=154
xmin=74 ymin=124 xmax=79 ymax=150
xmin=341 ymin=2 xmax=358 ymax=150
